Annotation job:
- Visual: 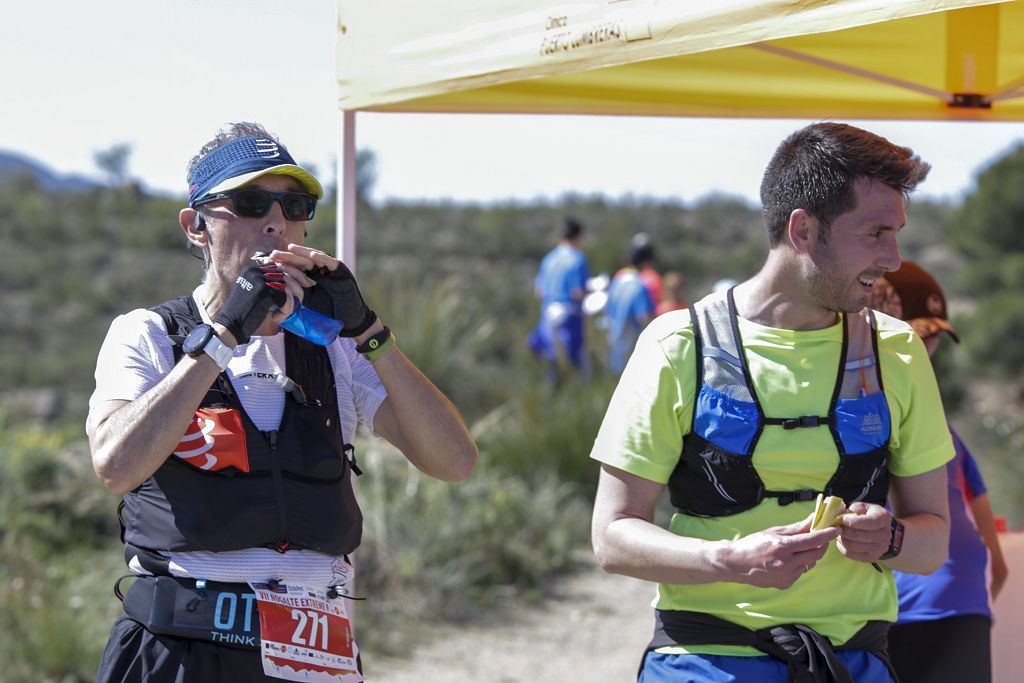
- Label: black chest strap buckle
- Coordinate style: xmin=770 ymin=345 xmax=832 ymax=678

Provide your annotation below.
xmin=766 ymin=415 xmax=832 ymax=430
xmin=764 ymin=489 xmax=821 ymax=506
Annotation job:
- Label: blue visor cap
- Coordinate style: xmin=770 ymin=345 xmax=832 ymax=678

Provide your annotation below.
xmin=187 ymin=136 xmax=323 ymax=207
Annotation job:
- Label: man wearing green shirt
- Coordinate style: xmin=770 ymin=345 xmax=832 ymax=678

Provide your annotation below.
xmin=591 ymin=122 xmax=953 ymax=682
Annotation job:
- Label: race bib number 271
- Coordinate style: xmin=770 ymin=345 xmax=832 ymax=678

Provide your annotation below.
xmin=248 ymin=582 xmax=362 ymax=682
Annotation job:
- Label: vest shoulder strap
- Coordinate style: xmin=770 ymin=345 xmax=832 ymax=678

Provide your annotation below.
xmin=691 ymin=290 xmax=756 ymax=403
xmin=149 ymin=296 xmax=203 ymax=364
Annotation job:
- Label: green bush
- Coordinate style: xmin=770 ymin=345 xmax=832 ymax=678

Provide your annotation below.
xmin=0 ymin=417 xmax=125 ymax=682
xmin=351 ymin=440 xmax=592 ymax=655
xmin=0 ymin=420 xmax=119 ymax=558
xmin=962 ymin=292 xmax=1024 ymax=380
xmin=474 ymin=372 xmax=617 ymax=489
xmin=0 ymin=547 xmax=125 ymax=683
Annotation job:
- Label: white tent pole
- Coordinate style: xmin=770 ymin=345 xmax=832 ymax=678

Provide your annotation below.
xmin=334 ymin=107 xmax=360 ymax=638
xmin=336 ymin=109 xmax=358 ymax=273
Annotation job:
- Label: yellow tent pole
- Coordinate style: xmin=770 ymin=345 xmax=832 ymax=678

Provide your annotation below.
xmin=945 ymin=4 xmax=999 ymax=102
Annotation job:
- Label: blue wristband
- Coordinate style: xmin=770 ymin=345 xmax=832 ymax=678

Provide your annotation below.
xmin=279 ymin=298 xmax=343 ymax=346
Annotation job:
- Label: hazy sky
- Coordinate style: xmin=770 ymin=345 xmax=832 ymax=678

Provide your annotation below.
xmin=5 ymin=0 xmax=1024 ymax=206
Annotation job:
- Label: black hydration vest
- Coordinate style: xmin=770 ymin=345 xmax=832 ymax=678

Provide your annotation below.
xmin=120 ymin=296 xmax=362 ymax=557
xmin=668 ymin=289 xmax=892 ymax=517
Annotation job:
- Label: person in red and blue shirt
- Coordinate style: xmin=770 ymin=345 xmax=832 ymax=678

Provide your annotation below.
xmin=604 ymin=241 xmax=656 ymax=374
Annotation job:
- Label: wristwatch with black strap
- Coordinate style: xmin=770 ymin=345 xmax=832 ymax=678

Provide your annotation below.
xmin=880 ymin=517 xmax=906 ymax=560
xmin=182 ymin=323 xmax=233 ymax=371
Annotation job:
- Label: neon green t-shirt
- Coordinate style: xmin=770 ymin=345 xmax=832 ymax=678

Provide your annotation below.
xmin=590 ymin=306 xmax=954 ymax=656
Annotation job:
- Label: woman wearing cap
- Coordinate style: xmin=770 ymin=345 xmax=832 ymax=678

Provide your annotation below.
xmin=869 ymin=260 xmax=1009 ymax=683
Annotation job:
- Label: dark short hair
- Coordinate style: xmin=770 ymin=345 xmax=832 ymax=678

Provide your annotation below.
xmin=759 ymin=123 xmax=931 ymax=247
xmin=563 ymin=217 xmax=584 ymax=241
xmin=630 ymin=242 xmax=654 ymax=267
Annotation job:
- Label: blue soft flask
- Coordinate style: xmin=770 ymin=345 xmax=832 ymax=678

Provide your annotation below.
xmin=280 ymin=300 xmax=343 ymax=346
xmin=251 ymin=252 xmax=343 ymax=346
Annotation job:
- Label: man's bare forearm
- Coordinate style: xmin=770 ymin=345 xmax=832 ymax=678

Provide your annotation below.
xmin=881 ymin=511 xmax=949 ymax=574
xmin=89 ymin=353 xmax=224 ymax=494
xmin=371 ymin=346 xmax=477 ymax=482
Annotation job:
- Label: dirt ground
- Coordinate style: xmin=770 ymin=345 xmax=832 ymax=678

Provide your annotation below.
xmin=365 ymin=557 xmax=655 ymax=683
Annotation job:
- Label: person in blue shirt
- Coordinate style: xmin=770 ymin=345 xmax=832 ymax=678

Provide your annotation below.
xmin=604 ymin=241 xmax=656 ymax=374
xmin=870 ymin=260 xmax=1009 ymax=683
xmin=528 ymin=217 xmax=590 ymax=381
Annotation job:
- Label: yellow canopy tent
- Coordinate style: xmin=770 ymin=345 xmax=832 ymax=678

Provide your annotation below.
xmin=336 ymin=0 xmax=1024 ymax=120
xmin=333 ymin=0 xmax=1024 ymax=264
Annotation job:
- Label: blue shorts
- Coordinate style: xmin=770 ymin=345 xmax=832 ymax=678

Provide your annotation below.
xmin=527 ymin=306 xmax=584 ymax=368
xmin=639 ymin=650 xmax=894 ymax=682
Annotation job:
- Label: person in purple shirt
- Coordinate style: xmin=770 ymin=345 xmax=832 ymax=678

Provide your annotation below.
xmin=528 ymin=217 xmax=590 ymax=381
xmin=869 ymin=261 xmax=1009 ymax=683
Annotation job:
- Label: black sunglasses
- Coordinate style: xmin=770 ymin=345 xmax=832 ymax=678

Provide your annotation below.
xmin=195 ymin=188 xmax=318 ymax=221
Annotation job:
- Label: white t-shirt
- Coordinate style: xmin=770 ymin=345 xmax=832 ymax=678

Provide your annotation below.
xmin=87 ymin=287 xmax=388 ymax=587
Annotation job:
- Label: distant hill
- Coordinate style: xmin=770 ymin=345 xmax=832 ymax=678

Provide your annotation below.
xmin=0 ymin=149 xmax=97 ymax=191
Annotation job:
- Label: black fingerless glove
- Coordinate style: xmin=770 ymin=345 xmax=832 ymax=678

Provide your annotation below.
xmin=214 ymin=264 xmax=288 ymax=345
xmin=303 ymin=261 xmax=377 ymax=337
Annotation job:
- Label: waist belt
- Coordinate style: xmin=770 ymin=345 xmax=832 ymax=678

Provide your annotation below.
xmin=645 ymin=609 xmax=898 ymax=683
xmin=121 ymin=575 xmax=260 ymax=650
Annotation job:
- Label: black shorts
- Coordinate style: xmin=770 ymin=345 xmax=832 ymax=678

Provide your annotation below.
xmin=95 ymin=615 xmax=278 ymax=683
xmin=888 ymin=614 xmax=992 ymax=683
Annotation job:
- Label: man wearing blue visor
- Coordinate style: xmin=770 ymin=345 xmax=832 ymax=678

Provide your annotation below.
xmin=87 ymin=122 xmax=477 ymax=682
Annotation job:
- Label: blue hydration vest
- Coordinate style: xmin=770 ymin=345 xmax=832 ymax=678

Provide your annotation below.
xmin=668 ymin=289 xmax=892 ymax=517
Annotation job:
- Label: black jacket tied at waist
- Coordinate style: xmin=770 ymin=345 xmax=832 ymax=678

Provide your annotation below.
xmin=645 ymin=609 xmax=897 ymax=683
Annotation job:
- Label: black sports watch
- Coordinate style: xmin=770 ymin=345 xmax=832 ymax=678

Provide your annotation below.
xmin=880 ymin=517 xmax=906 ymax=560
xmin=182 ymin=323 xmax=233 ymax=370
